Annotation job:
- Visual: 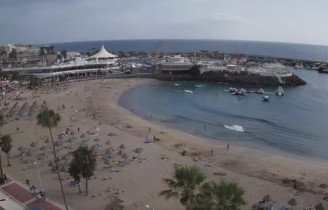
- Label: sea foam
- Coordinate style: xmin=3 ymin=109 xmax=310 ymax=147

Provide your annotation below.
xmin=224 ymin=125 xmax=245 ymax=132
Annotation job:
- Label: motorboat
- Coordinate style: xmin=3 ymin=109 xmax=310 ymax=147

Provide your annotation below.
xmin=184 ymin=90 xmax=193 ymax=94
xmin=257 ymin=88 xmax=264 ymax=94
xmin=262 ymin=95 xmax=270 ymax=102
xmin=276 ymin=86 xmax=285 ymax=96
xmin=174 ymin=83 xmax=181 ymax=86
xmin=233 ymin=89 xmax=247 ymax=96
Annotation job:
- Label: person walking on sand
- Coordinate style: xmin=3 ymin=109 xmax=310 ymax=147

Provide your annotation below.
xmin=149 ymin=127 xmax=151 ymax=133
xmin=227 ymin=144 xmax=230 ymax=150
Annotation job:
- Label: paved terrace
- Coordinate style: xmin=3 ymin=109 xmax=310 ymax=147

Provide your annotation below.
xmin=0 ymin=176 xmax=63 ymax=210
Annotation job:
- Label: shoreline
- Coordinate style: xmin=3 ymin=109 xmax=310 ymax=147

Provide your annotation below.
xmin=116 ymin=79 xmax=328 ymax=167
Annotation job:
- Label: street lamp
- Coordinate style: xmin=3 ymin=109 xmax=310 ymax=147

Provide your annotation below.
xmin=34 ymin=162 xmax=43 ymax=192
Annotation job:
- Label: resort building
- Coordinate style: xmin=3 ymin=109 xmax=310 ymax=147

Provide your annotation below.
xmin=157 ymin=55 xmax=194 ymax=74
xmin=2 ymin=45 xmax=120 ymax=82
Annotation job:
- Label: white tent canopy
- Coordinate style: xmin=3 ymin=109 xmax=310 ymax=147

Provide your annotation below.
xmin=90 ymin=45 xmax=117 ymax=59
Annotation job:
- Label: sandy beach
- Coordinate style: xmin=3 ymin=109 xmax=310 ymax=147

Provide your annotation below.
xmin=1 ymin=78 xmax=328 ymax=210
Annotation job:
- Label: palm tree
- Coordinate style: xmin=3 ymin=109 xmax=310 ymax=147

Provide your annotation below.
xmin=68 ymin=160 xmax=82 ymax=194
xmin=0 ymin=135 xmax=13 ymax=166
xmin=194 ymin=180 xmax=246 ymax=210
xmin=159 ymin=166 xmax=206 ymax=209
xmin=37 ymin=109 xmax=68 ymax=210
xmin=71 ymin=146 xmax=96 ymax=195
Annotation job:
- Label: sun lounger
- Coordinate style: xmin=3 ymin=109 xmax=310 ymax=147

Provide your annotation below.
xmin=70 ymin=181 xmax=80 ymax=187
xmin=106 ymin=156 xmax=114 ymax=160
xmin=140 ymin=158 xmax=147 ymax=163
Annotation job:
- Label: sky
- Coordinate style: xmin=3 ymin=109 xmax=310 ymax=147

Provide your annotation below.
xmin=1 ymin=0 xmax=328 ymax=45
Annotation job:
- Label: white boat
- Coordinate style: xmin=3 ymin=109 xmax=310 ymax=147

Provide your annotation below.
xmin=174 ymin=83 xmax=181 ymax=86
xmin=195 ymin=84 xmax=204 ymax=88
xmin=262 ymin=95 xmax=270 ymax=102
xmin=276 ymin=86 xmax=285 ymax=96
xmin=232 ymin=89 xmax=247 ymax=96
xmin=229 ymin=87 xmax=238 ymax=93
xmin=184 ymin=90 xmax=193 ymax=94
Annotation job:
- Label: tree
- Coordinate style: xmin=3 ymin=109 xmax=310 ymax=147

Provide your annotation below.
xmin=0 ymin=135 xmax=12 ymax=166
xmin=28 ymin=76 xmax=42 ymax=90
xmin=8 ymin=49 xmax=17 ymax=59
xmin=193 ymin=180 xmax=246 ymax=210
xmin=71 ymin=146 xmax=96 ymax=195
xmin=68 ymin=160 xmax=82 ymax=194
xmin=37 ymin=109 xmax=68 ymax=210
xmin=159 ymin=166 xmax=206 ymax=209
xmin=61 ymin=50 xmax=67 ymax=60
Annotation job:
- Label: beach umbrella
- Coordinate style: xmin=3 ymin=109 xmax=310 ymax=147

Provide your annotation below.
xmin=263 ymin=194 xmax=272 ymax=203
xmin=117 ymin=150 xmax=123 ymax=156
xmin=121 ymin=153 xmax=128 ymax=162
xmin=134 ymin=148 xmax=143 ymax=158
xmin=105 ymin=140 xmax=111 ymax=145
xmin=119 ymin=144 xmax=126 ymax=150
xmin=105 ymin=148 xmax=111 ymax=155
xmin=108 ymin=132 xmax=117 ymax=136
xmin=80 ymin=133 xmax=85 ymax=138
xmin=288 ymin=198 xmax=297 ymax=210
xmin=44 ymin=137 xmax=50 ymax=143
xmin=18 ymin=146 xmax=24 ymax=152
xmin=315 ymin=203 xmax=325 ymax=210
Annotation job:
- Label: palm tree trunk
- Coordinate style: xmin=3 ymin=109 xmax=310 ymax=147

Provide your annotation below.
xmin=78 ymin=183 xmax=81 ymax=194
xmin=85 ymin=177 xmax=88 ymax=195
xmin=49 ymin=128 xmax=68 ymax=210
xmin=6 ymin=153 xmax=10 ymax=166
xmin=0 ymin=152 xmax=3 ymax=182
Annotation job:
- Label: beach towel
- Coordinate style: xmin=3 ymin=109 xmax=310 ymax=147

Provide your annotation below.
xmin=268 ymin=204 xmax=274 ymax=210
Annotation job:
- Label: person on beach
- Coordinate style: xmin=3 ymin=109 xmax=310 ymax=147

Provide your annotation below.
xmin=149 ymin=127 xmax=151 ymax=133
xmin=78 ymin=127 xmax=80 ymax=133
xmin=210 ymin=149 xmax=213 ymax=156
xmin=227 ymin=144 xmax=230 ymax=150
xmin=16 ymin=126 xmax=19 ymax=132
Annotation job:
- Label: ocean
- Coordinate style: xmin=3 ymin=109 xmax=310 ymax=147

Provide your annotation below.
xmin=51 ymin=39 xmax=328 ymax=62
xmin=118 ymin=70 xmax=328 ymax=161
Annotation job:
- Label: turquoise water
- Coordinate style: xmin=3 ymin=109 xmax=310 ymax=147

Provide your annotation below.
xmin=118 ymin=70 xmax=328 ymax=161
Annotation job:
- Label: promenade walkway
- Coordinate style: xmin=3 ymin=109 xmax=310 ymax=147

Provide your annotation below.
xmin=0 ymin=177 xmax=63 ymax=210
